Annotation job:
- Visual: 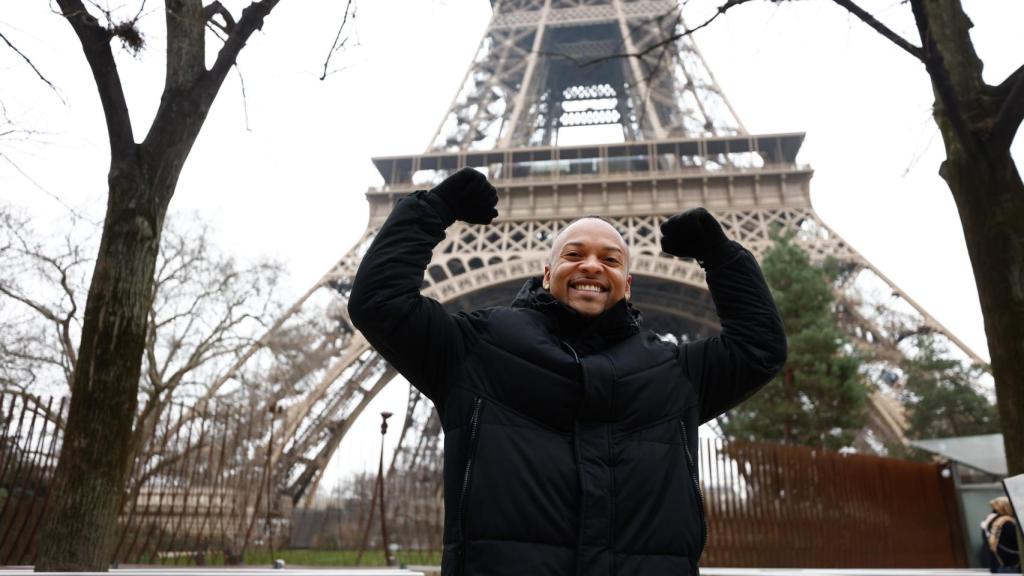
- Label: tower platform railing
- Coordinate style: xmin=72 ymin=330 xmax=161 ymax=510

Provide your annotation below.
xmin=365 ymin=133 xmax=813 ymax=225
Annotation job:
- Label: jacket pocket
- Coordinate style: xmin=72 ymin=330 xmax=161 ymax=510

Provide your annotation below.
xmin=678 ymin=419 xmax=707 ymax=561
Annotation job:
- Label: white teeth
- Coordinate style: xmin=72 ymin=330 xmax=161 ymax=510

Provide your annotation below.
xmin=573 ymin=284 xmax=603 ymax=293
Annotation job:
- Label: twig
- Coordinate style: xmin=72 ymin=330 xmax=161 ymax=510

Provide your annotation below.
xmin=829 ymin=0 xmax=924 ymax=62
xmin=320 ymin=0 xmax=355 ymax=81
xmin=131 ymin=0 xmax=149 ymax=26
xmin=0 ymin=30 xmax=66 ymax=104
xmin=540 ymin=0 xmax=754 ymax=69
xmin=235 ymin=62 xmax=251 ymax=131
xmin=0 ymin=153 xmax=95 ymax=224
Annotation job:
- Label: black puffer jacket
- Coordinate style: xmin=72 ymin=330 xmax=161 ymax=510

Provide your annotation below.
xmin=348 ymin=191 xmax=787 ymax=576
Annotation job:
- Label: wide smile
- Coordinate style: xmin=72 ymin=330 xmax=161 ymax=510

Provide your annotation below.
xmin=569 ymin=281 xmax=608 ymax=295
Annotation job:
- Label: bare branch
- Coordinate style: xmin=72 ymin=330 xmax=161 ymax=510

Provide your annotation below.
xmin=146 ymin=0 xmax=279 ymax=157
xmin=207 ymin=0 xmax=280 ymax=88
xmin=203 ymin=1 xmax=237 ymax=34
xmin=541 ymin=0 xmax=753 ymax=69
xmin=0 ymin=126 xmax=94 ymax=223
xmin=0 ymin=284 xmax=61 ymax=324
xmin=638 ymin=7 xmax=686 ymax=136
xmin=989 ymin=62 xmax=1024 ymax=151
xmin=55 ymin=0 xmax=136 ymax=159
xmin=908 ymin=0 xmax=975 ymax=152
xmin=131 ymin=0 xmax=150 ymax=27
xmin=54 ymin=248 xmax=80 ymax=371
xmin=0 ymin=345 xmax=67 ymax=370
xmin=0 ymin=30 xmax=66 ymax=104
xmin=320 ymin=0 xmax=355 ymax=81
xmin=235 ymin=63 xmax=252 ymax=131
xmin=828 ymin=0 xmax=924 ymax=62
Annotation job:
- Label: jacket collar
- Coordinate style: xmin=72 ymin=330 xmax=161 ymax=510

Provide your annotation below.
xmin=511 ymin=276 xmax=642 ymax=355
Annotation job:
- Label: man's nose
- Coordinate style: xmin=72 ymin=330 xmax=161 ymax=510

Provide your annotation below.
xmin=579 ymin=254 xmax=602 ymax=272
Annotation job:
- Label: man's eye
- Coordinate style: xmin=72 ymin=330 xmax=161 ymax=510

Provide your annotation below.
xmin=564 ymin=252 xmax=580 ymax=258
xmin=605 ymin=257 xmax=620 ymax=264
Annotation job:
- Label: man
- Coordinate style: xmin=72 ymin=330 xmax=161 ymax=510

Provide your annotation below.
xmin=348 ymin=168 xmax=786 ymax=576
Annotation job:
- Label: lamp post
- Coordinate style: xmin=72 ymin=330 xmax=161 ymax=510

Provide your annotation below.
xmin=355 ymin=410 xmax=394 ymax=566
xmin=378 ymin=411 xmax=394 ymax=566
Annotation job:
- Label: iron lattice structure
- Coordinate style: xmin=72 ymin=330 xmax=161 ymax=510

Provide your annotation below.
xmin=209 ymin=0 xmax=982 ymax=505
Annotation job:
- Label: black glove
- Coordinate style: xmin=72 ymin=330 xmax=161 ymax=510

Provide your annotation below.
xmin=660 ymin=207 xmax=730 ymax=265
xmin=429 ymin=167 xmax=499 ymax=225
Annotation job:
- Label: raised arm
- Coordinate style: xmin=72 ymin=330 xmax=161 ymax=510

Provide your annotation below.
xmin=660 ymin=208 xmax=788 ymax=423
xmin=347 ymin=168 xmax=499 ymax=404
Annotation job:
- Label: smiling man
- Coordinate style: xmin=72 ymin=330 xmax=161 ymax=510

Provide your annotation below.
xmin=544 ymin=217 xmax=632 ymax=317
xmin=348 ymin=168 xmax=786 ymax=576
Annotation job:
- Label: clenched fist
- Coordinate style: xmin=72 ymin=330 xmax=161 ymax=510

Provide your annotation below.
xmin=429 ymin=167 xmax=499 ymax=225
xmin=660 ymin=208 xmax=730 ymax=265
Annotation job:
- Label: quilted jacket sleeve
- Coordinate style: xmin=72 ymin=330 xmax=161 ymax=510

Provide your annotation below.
xmin=347 ymin=191 xmax=477 ymax=406
xmin=678 ymin=241 xmax=787 ymax=424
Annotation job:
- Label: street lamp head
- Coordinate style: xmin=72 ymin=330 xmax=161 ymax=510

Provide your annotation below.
xmin=380 ymin=411 xmax=394 ymax=435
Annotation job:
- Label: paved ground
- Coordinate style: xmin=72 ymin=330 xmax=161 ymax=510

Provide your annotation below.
xmin=696 ymin=565 xmax=991 ymax=569
xmin=404 ymin=568 xmax=991 ymax=576
xmin=2 ymin=568 xmax=993 ymax=576
xmin=403 ymin=565 xmax=995 ymax=569
xmin=0 ymin=565 xmax=421 ymax=569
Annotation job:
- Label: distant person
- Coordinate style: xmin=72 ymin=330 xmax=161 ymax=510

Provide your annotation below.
xmin=348 ymin=168 xmax=787 ymax=576
xmin=980 ymin=496 xmax=1020 ymax=573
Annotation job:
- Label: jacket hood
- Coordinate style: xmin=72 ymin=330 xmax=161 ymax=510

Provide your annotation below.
xmin=511 ymin=276 xmax=642 ymax=355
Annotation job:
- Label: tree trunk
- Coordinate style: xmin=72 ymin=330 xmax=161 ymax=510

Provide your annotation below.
xmin=910 ymin=0 xmax=1024 ymax=478
xmin=34 ymin=157 xmax=170 ymax=571
xmin=31 ymin=0 xmax=283 ymax=569
xmin=941 ymin=149 xmax=1024 ymax=476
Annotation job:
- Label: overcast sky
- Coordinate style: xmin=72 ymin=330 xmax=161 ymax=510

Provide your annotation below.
xmin=2 ymin=0 xmax=1020 ymax=482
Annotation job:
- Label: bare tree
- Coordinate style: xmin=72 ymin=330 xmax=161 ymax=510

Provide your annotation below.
xmin=0 ymin=206 xmax=87 ymax=398
xmin=4 ymin=0 xmax=361 ymax=568
xmin=132 ymin=218 xmax=284 ymax=459
xmin=803 ymin=0 xmax=1023 ymax=480
xmin=606 ymin=0 xmax=1023 ymax=479
xmin=0 ymin=205 xmax=285 ymax=447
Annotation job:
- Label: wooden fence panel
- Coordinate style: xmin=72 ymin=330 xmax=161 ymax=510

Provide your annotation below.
xmin=699 ymin=440 xmax=962 ymax=567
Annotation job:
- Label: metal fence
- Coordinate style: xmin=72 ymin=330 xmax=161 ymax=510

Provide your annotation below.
xmin=0 ymin=391 xmax=966 ymax=567
xmin=0 ymin=392 xmax=285 ymax=566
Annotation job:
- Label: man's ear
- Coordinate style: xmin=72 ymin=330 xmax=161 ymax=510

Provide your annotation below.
xmin=542 ymin=265 xmax=551 ymax=290
xmin=625 ymin=273 xmax=633 ymax=300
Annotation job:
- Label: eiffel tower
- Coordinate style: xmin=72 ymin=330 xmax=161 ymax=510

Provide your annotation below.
xmin=213 ymin=0 xmax=982 ymax=505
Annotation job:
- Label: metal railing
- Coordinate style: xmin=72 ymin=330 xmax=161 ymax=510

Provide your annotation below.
xmin=0 ymin=392 xmax=284 ymax=566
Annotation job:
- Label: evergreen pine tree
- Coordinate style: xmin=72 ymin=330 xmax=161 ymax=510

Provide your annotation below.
xmin=720 ymin=230 xmax=867 ymax=450
xmin=901 ymin=334 xmax=1000 ymax=439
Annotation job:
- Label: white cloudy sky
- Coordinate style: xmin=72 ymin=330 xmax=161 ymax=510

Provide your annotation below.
xmin=2 ymin=0 xmax=1020 ymax=481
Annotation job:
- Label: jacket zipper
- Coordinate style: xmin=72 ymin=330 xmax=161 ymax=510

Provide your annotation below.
xmin=562 ymin=341 xmax=586 ymax=576
xmin=562 ymin=340 xmax=581 ymax=365
xmin=457 ymin=396 xmax=484 ymax=546
xmin=679 ymin=419 xmax=706 ymax=574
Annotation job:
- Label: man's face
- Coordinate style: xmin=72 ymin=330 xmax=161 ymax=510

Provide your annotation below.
xmin=543 ymin=218 xmax=632 ymax=317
